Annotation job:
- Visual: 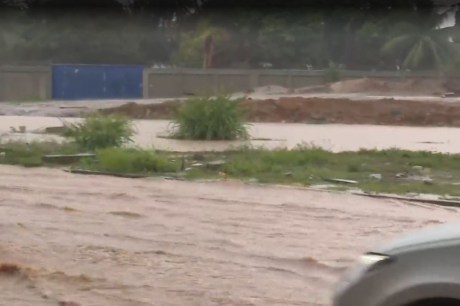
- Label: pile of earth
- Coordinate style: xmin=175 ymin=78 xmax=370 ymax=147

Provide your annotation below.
xmin=232 ymin=78 xmax=453 ymax=96
xmin=295 ymin=77 xmax=452 ymax=95
xmin=99 ymin=96 xmax=460 ymax=127
xmin=100 ymin=100 xmax=182 ymax=120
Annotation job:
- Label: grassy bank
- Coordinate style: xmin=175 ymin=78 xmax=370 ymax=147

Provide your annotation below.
xmin=186 ymin=147 xmax=460 ymax=197
xmin=0 ymin=140 xmax=177 ymax=175
xmin=2 ymin=140 xmax=460 ymax=197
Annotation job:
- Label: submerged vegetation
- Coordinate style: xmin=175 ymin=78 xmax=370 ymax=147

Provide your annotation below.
xmin=172 ymin=95 xmax=249 ymax=140
xmin=2 ymin=136 xmax=460 ymax=197
xmin=2 ymin=113 xmax=460 ymax=198
xmin=63 ymin=114 xmax=135 ymax=150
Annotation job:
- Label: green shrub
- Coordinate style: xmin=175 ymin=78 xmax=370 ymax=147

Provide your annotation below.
xmin=63 ymin=114 xmax=134 ymax=150
xmin=172 ymin=95 xmax=249 ymax=140
xmin=323 ymin=61 xmax=344 ymax=83
xmin=85 ymin=147 xmax=177 ymax=174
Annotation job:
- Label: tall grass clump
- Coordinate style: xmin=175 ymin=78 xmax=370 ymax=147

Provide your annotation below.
xmin=64 ymin=114 xmax=135 ymax=150
xmin=172 ymin=95 xmax=249 ymax=140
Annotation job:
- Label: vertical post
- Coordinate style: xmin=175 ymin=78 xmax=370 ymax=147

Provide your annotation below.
xmin=45 ymin=66 xmax=53 ymax=100
xmin=142 ymin=67 xmax=149 ymax=98
xmin=203 ymin=34 xmax=214 ymax=70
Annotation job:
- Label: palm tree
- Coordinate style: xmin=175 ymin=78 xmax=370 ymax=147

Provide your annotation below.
xmin=382 ymin=22 xmax=458 ymax=70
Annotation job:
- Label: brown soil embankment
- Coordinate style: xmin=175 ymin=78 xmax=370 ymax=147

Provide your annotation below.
xmin=100 ymin=97 xmax=460 ymax=127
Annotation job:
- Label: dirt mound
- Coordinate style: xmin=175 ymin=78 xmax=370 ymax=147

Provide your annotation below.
xmin=245 ymin=97 xmax=460 ymax=126
xmin=328 ymin=78 xmax=447 ymax=95
xmin=294 ymin=84 xmax=330 ymax=94
xmin=329 ymin=78 xmax=391 ymax=93
xmin=293 ymin=78 xmax=448 ymax=95
xmin=251 ymin=85 xmax=291 ymax=95
xmin=100 ymin=97 xmax=460 ymax=127
xmin=99 ymin=100 xmax=181 ymax=119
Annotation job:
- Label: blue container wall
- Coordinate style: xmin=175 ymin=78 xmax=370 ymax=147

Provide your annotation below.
xmin=52 ymin=64 xmax=143 ymax=100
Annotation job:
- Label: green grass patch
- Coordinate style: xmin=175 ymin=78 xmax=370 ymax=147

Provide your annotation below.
xmin=0 ymin=140 xmax=80 ymax=167
xmin=4 ymin=137 xmax=460 ymax=198
xmin=185 ymin=147 xmax=460 ymax=197
xmin=79 ymin=147 xmax=179 ymax=174
xmin=171 ymin=95 xmax=249 ymax=140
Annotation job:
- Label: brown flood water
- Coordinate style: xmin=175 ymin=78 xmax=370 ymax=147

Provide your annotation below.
xmin=3 ymin=116 xmax=460 ymax=153
xmin=1 ymin=165 xmax=460 ymax=305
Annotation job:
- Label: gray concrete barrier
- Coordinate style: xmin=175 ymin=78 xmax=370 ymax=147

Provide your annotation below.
xmin=0 ymin=66 xmax=51 ymax=102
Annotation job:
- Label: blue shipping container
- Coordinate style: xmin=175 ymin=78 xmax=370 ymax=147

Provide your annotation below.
xmin=52 ymin=64 xmax=143 ymax=100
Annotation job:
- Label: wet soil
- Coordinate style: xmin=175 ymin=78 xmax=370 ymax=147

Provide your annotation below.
xmin=99 ymin=97 xmax=460 ymax=126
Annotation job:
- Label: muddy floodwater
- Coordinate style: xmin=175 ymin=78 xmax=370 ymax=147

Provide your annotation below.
xmin=2 ymin=116 xmax=460 ymax=152
xmin=1 ymin=165 xmax=460 ymax=305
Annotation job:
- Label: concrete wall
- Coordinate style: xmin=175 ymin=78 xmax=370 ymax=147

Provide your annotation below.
xmin=0 ymin=66 xmax=51 ymax=102
xmin=0 ymin=66 xmax=456 ymax=101
xmin=143 ymin=69 xmax=450 ymax=98
xmin=144 ymin=69 xmax=328 ymax=98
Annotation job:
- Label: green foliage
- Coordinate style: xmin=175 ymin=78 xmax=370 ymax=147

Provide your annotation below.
xmin=84 ymin=147 xmax=177 ymax=174
xmin=323 ymin=62 xmax=344 ymax=83
xmin=187 ymin=147 xmax=460 ymax=196
xmin=0 ymin=140 xmax=79 ymax=167
xmin=63 ymin=114 xmax=135 ymax=150
xmin=0 ymin=10 xmax=173 ymax=65
xmin=172 ymin=95 xmax=249 ymax=140
xmin=382 ymin=23 xmax=458 ymax=70
xmin=172 ymin=23 xmax=230 ymax=68
xmin=2 ymin=2 xmax=456 ymax=70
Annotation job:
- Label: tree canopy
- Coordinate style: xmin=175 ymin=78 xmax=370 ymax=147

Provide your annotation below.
xmin=0 ymin=0 xmax=458 ymax=70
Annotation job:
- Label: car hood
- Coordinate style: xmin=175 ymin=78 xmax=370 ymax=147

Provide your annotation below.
xmin=377 ymin=223 xmax=460 ymax=254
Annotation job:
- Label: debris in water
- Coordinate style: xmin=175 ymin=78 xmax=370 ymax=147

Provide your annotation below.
xmin=9 ymin=126 xmax=26 ymax=133
xmin=66 ymin=169 xmax=148 ymax=178
xmin=442 ymin=92 xmax=458 ymax=98
xmin=44 ymin=126 xmax=66 ymax=135
xmin=417 ymin=141 xmax=444 ymax=144
xmin=0 ymin=263 xmax=22 ymax=275
xmin=369 ymin=173 xmax=382 ymax=180
xmin=58 ymin=301 xmax=81 ymax=306
xmin=352 ymin=192 xmax=460 ymax=208
xmin=207 ymin=160 xmax=227 ymax=169
xmin=324 ymin=178 xmax=358 ymax=185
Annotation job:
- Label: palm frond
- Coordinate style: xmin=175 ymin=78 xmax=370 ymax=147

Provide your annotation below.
xmin=381 ymin=35 xmax=414 ymax=56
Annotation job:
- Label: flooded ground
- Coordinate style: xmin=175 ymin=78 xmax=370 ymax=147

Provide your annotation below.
xmin=2 ymin=96 xmax=460 ymax=305
xmin=1 ymin=94 xmax=460 ymax=118
xmin=1 ymin=165 xmax=459 ymax=305
xmin=2 ymin=116 xmax=460 ymax=153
